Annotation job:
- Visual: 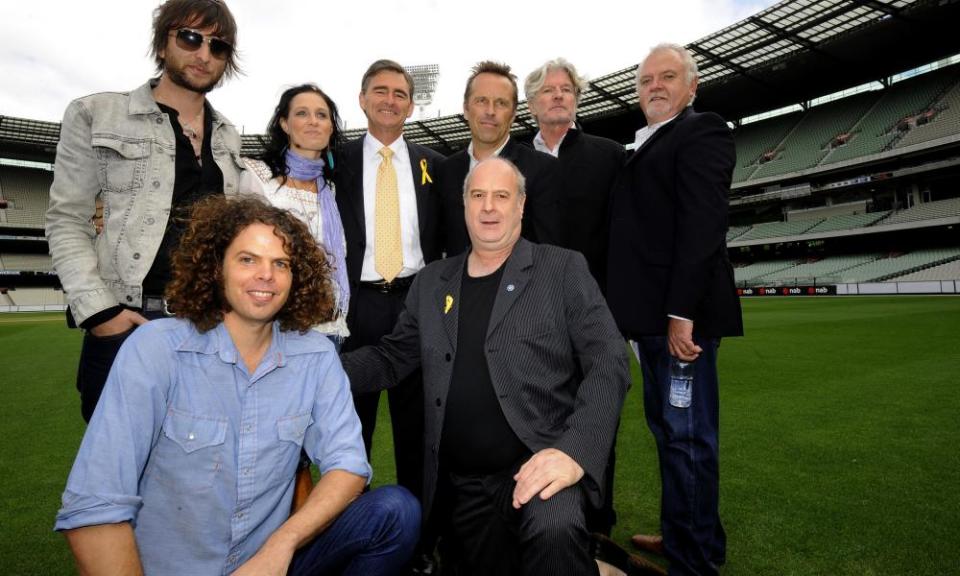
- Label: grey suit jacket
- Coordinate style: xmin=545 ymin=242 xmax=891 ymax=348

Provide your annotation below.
xmin=342 ymin=238 xmax=629 ymax=517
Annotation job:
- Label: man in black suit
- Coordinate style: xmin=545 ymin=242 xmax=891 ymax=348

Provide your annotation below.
xmin=523 ymin=58 xmax=625 ymax=292
xmin=607 ymin=44 xmax=743 ymax=576
xmin=437 ymin=61 xmax=564 ymax=256
xmin=335 ymin=60 xmax=443 ymax=535
xmin=343 ymin=157 xmax=629 ymax=575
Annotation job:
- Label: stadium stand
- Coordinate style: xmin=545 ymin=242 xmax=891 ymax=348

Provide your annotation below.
xmin=753 ymin=254 xmax=880 ymax=285
xmin=821 ymin=67 xmax=958 ymax=165
xmin=751 ymin=92 xmax=876 ymax=180
xmin=890 ymin=258 xmax=960 ymax=282
xmin=0 ymin=253 xmax=54 ymax=272
xmin=2 ymin=287 xmax=66 ymax=306
xmin=726 ymin=225 xmax=751 ymax=242
xmin=0 ymin=166 xmax=51 ymax=229
xmin=733 ymin=259 xmax=799 ymax=285
xmin=732 ymin=219 xmax=823 ymax=242
xmin=732 ymin=111 xmax=803 ymax=183
xmin=881 ymin=197 xmax=960 ymax=226
xmin=837 ymin=248 xmax=960 ymax=282
xmin=804 ymin=211 xmax=891 ymax=233
xmin=893 ymin=78 xmax=960 ymax=149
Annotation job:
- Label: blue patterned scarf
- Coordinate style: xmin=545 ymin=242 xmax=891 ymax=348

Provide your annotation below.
xmin=285 ymin=150 xmax=350 ymax=319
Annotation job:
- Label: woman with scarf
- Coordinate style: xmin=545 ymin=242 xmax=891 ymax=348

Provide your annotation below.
xmin=241 ymin=84 xmax=350 ymax=348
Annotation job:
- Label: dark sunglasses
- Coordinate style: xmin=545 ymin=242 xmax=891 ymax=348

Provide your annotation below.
xmin=170 ymin=28 xmax=232 ymax=59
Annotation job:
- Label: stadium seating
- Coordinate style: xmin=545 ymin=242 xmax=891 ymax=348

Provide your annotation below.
xmin=893 ymin=79 xmax=960 ymax=149
xmin=837 ymin=247 xmax=960 ymax=282
xmin=803 ymin=211 xmax=890 ymax=233
xmin=0 ymin=253 xmax=54 ymax=272
xmin=750 ymin=92 xmax=876 ymax=180
xmin=726 ymin=225 xmax=751 ymax=241
xmin=881 ymin=197 xmax=960 ymax=226
xmin=2 ymin=287 xmax=66 ymax=306
xmin=733 ymin=259 xmax=798 ymax=284
xmin=821 ymin=68 xmax=958 ymax=165
xmin=0 ymin=166 xmax=52 ymax=229
xmin=732 ymin=111 xmax=802 ymax=183
xmin=732 ymin=218 xmax=823 ymax=242
xmin=753 ymin=253 xmax=880 ymax=285
xmin=890 ymin=258 xmax=960 ymax=281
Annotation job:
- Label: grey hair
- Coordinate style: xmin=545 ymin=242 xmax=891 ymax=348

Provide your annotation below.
xmin=636 ymin=43 xmax=698 ymax=105
xmin=462 ymin=157 xmax=527 ymax=198
xmin=523 ymin=57 xmax=588 ymax=106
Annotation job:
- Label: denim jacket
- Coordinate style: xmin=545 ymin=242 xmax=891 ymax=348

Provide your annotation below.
xmin=46 ymin=80 xmax=245 ymax=326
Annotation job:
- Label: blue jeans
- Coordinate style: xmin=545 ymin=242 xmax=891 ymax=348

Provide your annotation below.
xmin=635 ymin=336 xmax=724 ymax=576
xmin=289 ymin=485 xmax=421 ymax=576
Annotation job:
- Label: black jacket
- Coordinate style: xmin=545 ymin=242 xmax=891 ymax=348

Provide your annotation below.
xmin=607 ymin=108 xmax=743 ymax=338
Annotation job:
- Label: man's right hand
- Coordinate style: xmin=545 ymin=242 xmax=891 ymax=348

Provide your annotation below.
xmin=90 ymin=310 xmax=149 ymax=337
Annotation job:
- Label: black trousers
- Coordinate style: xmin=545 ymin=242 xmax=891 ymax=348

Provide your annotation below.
xmin=436 ymin=465 xmax=598 ymax=576
xmin=75 ymin=309 xmax=168 ymax=422
xmin=345 ymin=285 xmax=425 ymax=507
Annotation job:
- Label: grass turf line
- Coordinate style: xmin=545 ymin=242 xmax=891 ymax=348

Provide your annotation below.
xmin=1 ymin=297 xmax=958 ymax=575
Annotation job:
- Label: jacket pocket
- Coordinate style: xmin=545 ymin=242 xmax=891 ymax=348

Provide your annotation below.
xmin=92 ymin=135 xmax=149 ymax=193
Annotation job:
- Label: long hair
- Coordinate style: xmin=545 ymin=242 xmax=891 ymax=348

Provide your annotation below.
xmin=258 ymin=84 xmax=345 ymax=184
xmin=165 ymin=195 xmax=335 ymax=332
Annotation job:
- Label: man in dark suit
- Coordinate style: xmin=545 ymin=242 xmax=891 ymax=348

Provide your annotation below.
xmin=436 ymin=61 xmax=564 ymax=256
xmin=607 ymin=44 xmax=744 ymax=576
xmin=335 ymin=60 xmax=444 ymax=531
xmin=523 ymin=57 xmax=625 ymax=292
xmin=343 ymin=157 xmax=629 ymax=575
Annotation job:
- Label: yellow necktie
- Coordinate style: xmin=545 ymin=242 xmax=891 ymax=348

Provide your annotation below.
xmin=375 ymin=147 xmax=403 ymax=282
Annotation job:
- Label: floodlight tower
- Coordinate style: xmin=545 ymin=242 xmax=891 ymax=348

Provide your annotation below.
xmin=405 ymin=64 xmax=440 ymax=120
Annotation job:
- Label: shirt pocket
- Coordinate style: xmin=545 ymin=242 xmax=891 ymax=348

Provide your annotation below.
xmin=261 ymin=412 xmax=313 ymax=489
xmin=277 ymin=412 xmax=313 ymax=447
xmin=92 ymin=135 xmax=150 ymax=193
xmin=152 ymin=409 xmax=228 ymax=492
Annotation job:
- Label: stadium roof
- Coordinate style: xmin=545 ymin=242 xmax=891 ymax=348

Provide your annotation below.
xmin=3 ymin=0 xmax=959 ymax=160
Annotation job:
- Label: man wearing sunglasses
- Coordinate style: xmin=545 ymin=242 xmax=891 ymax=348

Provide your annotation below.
xmin=46 ymin=0 xmax=247 ymax=422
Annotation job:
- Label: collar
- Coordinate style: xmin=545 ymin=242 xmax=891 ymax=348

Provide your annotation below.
xmin=532 ymin=122 xmax=576 ymax=157
xmin=468 ymin=136 xmax=510 ymax=165
xmin=364 ymin=132 xmax=408 ymax=160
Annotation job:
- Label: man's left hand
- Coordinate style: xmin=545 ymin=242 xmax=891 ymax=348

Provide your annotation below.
xmin=512 ymin=448 xmax=584 ymax=509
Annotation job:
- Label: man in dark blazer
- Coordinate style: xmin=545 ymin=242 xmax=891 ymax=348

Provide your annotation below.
xmin=343 ymin=157 xmax=629 ymax=575
xmin=607 ymin=44 xmax=744 ymax=576
xmin=335 ymin=60 xmax=444 ymax=531
xmin=523 ymin=57 xmax=625 ymax=292
xmin=436 ymin=61 xmax=564 ymax=256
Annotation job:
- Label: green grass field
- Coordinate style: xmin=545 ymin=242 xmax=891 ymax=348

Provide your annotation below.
xmin=2 ymin=296 xmax=959 ymax=575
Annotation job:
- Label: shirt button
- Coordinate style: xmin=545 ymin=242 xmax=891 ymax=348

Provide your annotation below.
xmin=146 ymin=217 xmax=155 ymax=225
xmin=153 ymin=180 xmax=160 ymax=188
xmin=133 ymin=253 xmax=141 ymax=260
xmin=445 ymin=353 xmax=451 ymax=362
xmin=244 ymin=425 xmax=252 ymax=433
xmin=155 ymin=117 xmax=163 ymax=125
xmin=125 ymin=295 xmax=133 ymax=302
xmin=435 ymin=398 xmax=442 ymax=407
xmin=187 ymin=432 xmax=195 ymax=440
xmin=243 ymin=468 xmax=251 ymax=475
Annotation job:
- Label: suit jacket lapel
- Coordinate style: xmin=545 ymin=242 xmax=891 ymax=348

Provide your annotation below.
xmin=408 ymin=142 xmax=430 ymax=233
xmin=486 ymin=238 xmax=534 ymax=340
xmin=345 ymin=137 xmax=366 ymax=232
xmin=625 ymin=107 xmax=691 ymax=166
xmin=435 ymin=254 xmax=466 ymax=349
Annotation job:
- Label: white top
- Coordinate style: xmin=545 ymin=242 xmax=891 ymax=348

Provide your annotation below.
xmin=239 ymin=158 xmax=350 ymax=338
xmin=467 ymin=136 xmax=511 ymax=170
xmin=633 ymin=112 xmax=680 ymax=150
xmin=532 ymin=122 xmax=577 ymax=157
xmin=361 ymin=134 xmax=424 ymax=281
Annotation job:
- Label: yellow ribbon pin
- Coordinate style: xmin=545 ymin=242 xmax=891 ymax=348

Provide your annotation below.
xmin=444 ymin=294 xmax=453 ymax=314
xmin=420 ymin=158 xmax=433 ymax=185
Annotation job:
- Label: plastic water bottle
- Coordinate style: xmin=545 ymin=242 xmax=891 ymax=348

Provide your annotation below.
xmin=669 ymin=358 xmax=693 ymax=408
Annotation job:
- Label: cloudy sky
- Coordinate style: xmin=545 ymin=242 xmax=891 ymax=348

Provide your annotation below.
xmin=1 ymin=0 xmax=777 ymax=134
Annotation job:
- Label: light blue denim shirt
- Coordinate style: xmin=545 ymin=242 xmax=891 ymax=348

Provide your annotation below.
xmin=55 ymin=318 xmax=371 ymax=575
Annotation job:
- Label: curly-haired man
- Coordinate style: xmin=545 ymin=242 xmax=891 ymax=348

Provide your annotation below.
xmin=55 ymin=196 xmax=420 ymax=576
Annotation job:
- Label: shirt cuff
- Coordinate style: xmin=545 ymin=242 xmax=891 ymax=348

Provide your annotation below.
xmin=667 ymin=314 xmax=693 ymax=323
